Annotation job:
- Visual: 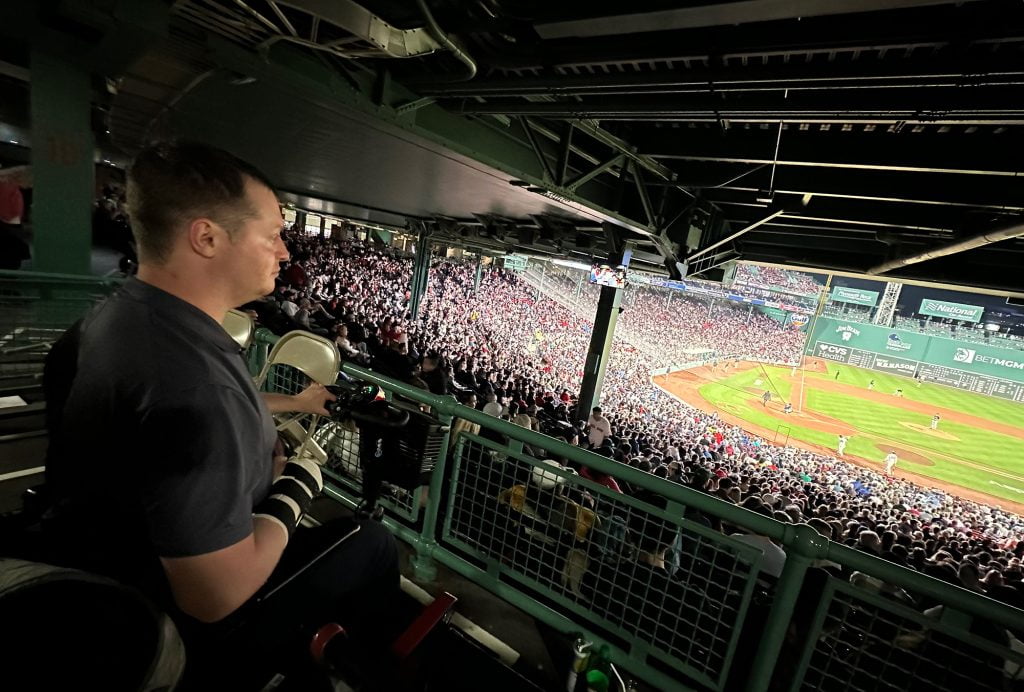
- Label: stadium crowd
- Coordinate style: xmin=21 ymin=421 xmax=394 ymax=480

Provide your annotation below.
xmin=732 ymin=263 xmax=823 ymax=298
xmin=247 ymin=230 xmax=1024 ymax=616
xmin=522 ymin=264 xmax=808 ymax=366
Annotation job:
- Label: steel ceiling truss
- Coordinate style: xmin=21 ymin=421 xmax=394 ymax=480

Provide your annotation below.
xmin=90 ymin=0 xmax=1024 ymax=290
xmin=171 ymin=0 xmax=443 ymax=59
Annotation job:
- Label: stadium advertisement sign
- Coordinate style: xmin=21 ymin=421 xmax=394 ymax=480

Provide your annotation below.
xmin=830 ymin=286 xmax=879 ymax=307
xmin=814 ymin=342 xmax=850 ymax=362
xmin=503 ymin=254 xmax=528 ymax=271
xmin=806 ymin=318 xmax=1024 ymax=400
xmin=814 ymin=319 xmax=928 ymax=360
xmin=870 ymin=354 xmax=919 ymax=376
xmin=918 ymin=299 xmax=983 ymax=323
xmin=927 ymin=339 xmax=1024 ymax=382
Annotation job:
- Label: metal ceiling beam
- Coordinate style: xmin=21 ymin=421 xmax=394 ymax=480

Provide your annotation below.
xmin=633 ymin=128 xmax=1024 ymax=177
xmin=420 ymin=56 xmax=1024 ymax=97
xmin=468 ymin=2 xmax=1023 ymax=72
xmin=535 ymin=0 xmax=984 ymax=39
xmin=630 ymin=161 xmax=656 ymax=228
xmin=687 ymin=209 xmax=785 ymax=261
xmin=655 ymin=155 xmax=1023 ymax=178
xmin=449 ymin=92 xmax=1024 ymax=123
xmin=556 ymin=123 xmax=573 ymax=186
xmin=701 ymin=183 xmax=1024 ymax=214
xmin=276 ymin=0 xmax=442 ymax=57
xmin=564 ymin=154 xmax=624 ymax=191
xmin=520 ymin=117 xmax=557 ymax=183
xmin=867 ymin=219 xmax=1024 ymax=274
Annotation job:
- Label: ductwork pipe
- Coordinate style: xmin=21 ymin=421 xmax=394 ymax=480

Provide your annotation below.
xmin=415 ymin=0 xmax=477 ymax=81
xmin=867 ymin=219 xmax=1024 ymax=274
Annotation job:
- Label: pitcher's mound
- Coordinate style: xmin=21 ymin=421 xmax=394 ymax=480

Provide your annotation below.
xmin=873 ymin=444 xmax=935 ymax=466
xmin=899 ymin=421 xmax=960 ymax=441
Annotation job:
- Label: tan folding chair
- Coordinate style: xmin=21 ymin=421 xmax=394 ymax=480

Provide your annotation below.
xmin=254 ymin=330 xmax=340 ymax=462
xmin=221 ymin=308 xmax=255 ymax=350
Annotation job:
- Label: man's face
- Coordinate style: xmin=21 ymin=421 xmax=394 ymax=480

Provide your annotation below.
xmin=221 ymin=179 xmax=289 ymax=303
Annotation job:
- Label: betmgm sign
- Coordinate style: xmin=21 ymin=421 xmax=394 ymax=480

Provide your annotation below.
xmin=953 ymin=347 xmax=1024 ymax=372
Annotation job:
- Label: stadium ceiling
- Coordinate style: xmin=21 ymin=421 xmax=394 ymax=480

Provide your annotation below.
xmin=3 ymin=0 xmax=1024 ymax=291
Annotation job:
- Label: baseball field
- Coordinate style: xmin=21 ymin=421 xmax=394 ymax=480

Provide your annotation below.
xmin=656 ymin=357 xmax=1024 ymax=513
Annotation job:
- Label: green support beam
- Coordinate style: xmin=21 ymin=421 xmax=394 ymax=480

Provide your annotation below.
xmin=575 ymin=284 xmax=623 ymax=421
xmin=409 ymin=229 xmax=431 ymax=319
xmin=30 ymin=50 xmax=94 ymax=275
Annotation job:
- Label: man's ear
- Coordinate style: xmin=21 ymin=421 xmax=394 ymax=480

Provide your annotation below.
xmin=186 ymin=218 xmax=225 ymax=259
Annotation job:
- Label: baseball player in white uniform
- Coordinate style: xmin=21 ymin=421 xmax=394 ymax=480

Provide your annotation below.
xmin=837 ymin=435 xmax=848 ymax=456
xmin=884 ymin=450 xmax=898 ymax=475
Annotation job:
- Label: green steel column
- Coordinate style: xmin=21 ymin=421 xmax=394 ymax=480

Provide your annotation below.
xmin=745 ymin=524 xmax=827 ymax=692
xmin=409 ymin=230 xmax=430 ymax=320
xmin=318 ymin=214 xmax=326 ymax=240
xmin=473 ymin=254 xmax=482 ymax=294
xmin=30 ymin=50 xmax=94 ymax=275
xmin=410 ymin=403 xmax=456 ymax=582
xmin=576 ymin=284 xmax=622 ymax=421
xmin=293 ymin=210 xmax=306 ymax=233
xmin=803 ymin=274 xmax=833 ymax=358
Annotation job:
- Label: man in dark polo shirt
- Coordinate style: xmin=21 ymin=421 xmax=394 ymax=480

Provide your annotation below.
xmin=44 ymin=142 xmax=399 ymax=675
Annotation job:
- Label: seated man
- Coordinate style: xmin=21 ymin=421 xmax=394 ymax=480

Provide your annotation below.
xmin=43 ymin=142 xmax=399 ymax=682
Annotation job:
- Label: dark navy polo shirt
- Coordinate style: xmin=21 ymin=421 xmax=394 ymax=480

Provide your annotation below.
xmin=47 ymin=277 xmax=276 ymax=603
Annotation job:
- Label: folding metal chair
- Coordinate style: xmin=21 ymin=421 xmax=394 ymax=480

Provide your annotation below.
xmin=254 ymin=330 xmax=341 ymax=462
xmin=221 ymin=308 xmax=255 ymax=350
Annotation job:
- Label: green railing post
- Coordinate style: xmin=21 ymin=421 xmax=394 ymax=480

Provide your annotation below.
xmin=409 ymin=397 xmax=457 ymax=582
xmin=745 ymin=524 xmax=828 ymax=692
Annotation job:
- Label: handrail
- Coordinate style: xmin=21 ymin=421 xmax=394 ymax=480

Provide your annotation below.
xmin=255 ymin=327 xmax=1024 ymax=634
xmin=197 ymin=326 xmax=1024 ymax=691
xmin=256 ymin=327 xmax=790 ymax=541
xmin=0 ymin=270 xmax=123 ymax=286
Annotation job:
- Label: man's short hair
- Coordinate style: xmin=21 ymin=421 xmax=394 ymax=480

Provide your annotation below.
xmin=126 ymin=141 xmax=275 ymax=263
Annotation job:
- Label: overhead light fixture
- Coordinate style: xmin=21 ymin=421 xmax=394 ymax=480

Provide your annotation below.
xmin=755 ymin=190 xmax=775 ymax=204
xmin=228 ymin=73 xmax=257 ymax=86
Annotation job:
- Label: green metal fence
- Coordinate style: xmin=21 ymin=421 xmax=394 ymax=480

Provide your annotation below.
xmin=442 ymin=432 xmax=765 ymax=691
xmin=0 ymin=270 xmax=120 ymax=382
xmin=250 ymin=329 xmax=1024 ymax=692
xmin=257 ymin=359 xmax=424 ymax=524
xmin=5 ymin=273 xmax=1023 ymax=692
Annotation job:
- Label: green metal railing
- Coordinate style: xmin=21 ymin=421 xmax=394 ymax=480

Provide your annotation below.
xmin=0 ymin=270 xmax=121 ymax=381
xmin=5 ymin=273 xmax=1023 ymax=692
xmin=249 ymin=328 xmax=1024 ymax=692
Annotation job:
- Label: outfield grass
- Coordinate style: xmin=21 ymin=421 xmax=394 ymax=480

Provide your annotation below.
xmin=811 ymin=361 xmax=1024 ymax=428
xmin=695 ymin=364 xmax=1024 ymax=504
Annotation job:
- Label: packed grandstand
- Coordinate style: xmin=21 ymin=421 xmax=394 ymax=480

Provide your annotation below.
xmin=242 ymin=229 xmax=1024 ymax=609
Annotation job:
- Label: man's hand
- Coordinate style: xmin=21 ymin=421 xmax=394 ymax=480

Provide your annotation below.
xmin=292 ymin=383 xmax=336 ymax=416
xmin=261 ymin=384 xmax=336 ymax=416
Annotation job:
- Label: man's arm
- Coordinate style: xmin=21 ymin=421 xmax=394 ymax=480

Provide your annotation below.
xmin=160 ymin=517 xmax=286 ymax=622
xmin=161 ymin=456 xmax=323 ymax=622
xmin=262 ymin=383 xmax=335 ymax=415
